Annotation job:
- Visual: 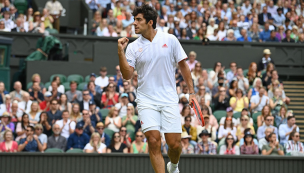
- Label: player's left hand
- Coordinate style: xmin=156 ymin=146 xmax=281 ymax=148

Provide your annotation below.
xmin=189 ymin=94 xmax=195 ymax=107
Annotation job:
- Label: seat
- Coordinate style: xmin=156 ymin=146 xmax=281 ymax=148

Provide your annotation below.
xmin=213 ymin=110 xmax=227 ymax=123
xmin=77 ymin=82 xmax=88 ymax=91
xmin=44 ymin=148 xmax=64 ymax=153
xmin=104 ymin=128 xmax=115 ymax=139
xmin=100 ymin=108 xmax=109 ymax=121
xmin=243 ymin=69 xmax=248 ymax=77
xmin=233 ymin=112 xmax=241 ymax=119
xmin=45 ymin=28 xmax=59 ymax=34
xmin=252 ymin=112 xmax=261 ymax=124
xmin=224 ymin=69 xmax=230 ymax=74
xmin=27 ymin=82 xmax=33 ymax=90
xmin=66 ymin=148 xmax=84 ymax=153
xmin=14 ymin=0 xmax=28 ymax=14
xmin=50 ymin=74 xmax=67 ymax=83
xmin=62 ymin=82 xmax=71 ymax=91
xmin=67 ymin=74 xmax=84 ymax=84
xmin=44 ymin=82 xmax=51 ymax=90
xmin=206 ymin=68 xmax=213 ymax=73
xmin=127 ymin=130 xmax=135 ymax=141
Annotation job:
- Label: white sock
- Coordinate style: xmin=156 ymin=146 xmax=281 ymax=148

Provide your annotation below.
xmin=170 ymin=162 xmax=179 ymax=170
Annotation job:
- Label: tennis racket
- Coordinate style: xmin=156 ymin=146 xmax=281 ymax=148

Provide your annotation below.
xmin=190 ymin=98 xmax=205 ymax=126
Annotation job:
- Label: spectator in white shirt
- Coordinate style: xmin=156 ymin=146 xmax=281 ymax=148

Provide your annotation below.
xmin=236 ymin=67 xmax=249 ymax=95
xmin=103 ymin=24 xmax=118 ymax=37
xmin=55 ymin=110 xmax=76 ymax=139
xmin=241 ymin=0 xmax=252 ymax=16
xmin=156 ymin=19 xmax=169 ymax=33
xmin=95 ymin=67 xmax=109 ymax=90
xmin=208 ymin=28 xmax=219 ymax=41
xmin=0 ymin=20 xmax=10 ymax=31
xmin=18 ymin=92 xmax=33 ymax=113
xmin=206 ymin=18 xmax=218 ymax=36
xmin=115 ymin=93 xmax=132 ymax=118
xmin=250 ymin=87 xmax=269 ymax=113
xmin=0 ymin=11 xmax=14 ymax=30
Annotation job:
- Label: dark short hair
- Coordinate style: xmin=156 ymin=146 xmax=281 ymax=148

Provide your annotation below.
xmin=264 ymin=115 xmax=272 ymax=121
xmin=185 ymin=115 xmax=191 ymax=122
xmin=270 ymin=30 xmax=276 ymax=34
xmin=285 ymin=29 xmax=291 ymax=34
xmin=287 ymin=116 xmax=295 ymax=121
xmin=132 ymin=4 xmax=158 ymax=29
xmin=100 ymin=67 xmax=107 ymax=71
xmin=82 ymin=89 xmax=89 ymax=93
xmin=285 ymin=18 xmax=291 ymax=23
xmin=51 ymin=99 xmax=58 ymax=104
xmin=27 ymin=125 xmax=35 ymax=131
xmin=70 ymin=81 xmax=77 ymax=85
xmin=62 ymin=110 xmax=69 ymax=115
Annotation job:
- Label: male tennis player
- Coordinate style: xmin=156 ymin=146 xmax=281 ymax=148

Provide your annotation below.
xmin=117 ymin=4 xmax=194 ymax=173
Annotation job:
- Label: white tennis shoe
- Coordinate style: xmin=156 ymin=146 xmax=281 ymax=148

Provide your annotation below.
xmin=167 ymin=162 xmax=180 ymax=173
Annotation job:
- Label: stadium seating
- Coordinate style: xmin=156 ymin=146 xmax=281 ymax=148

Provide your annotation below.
xmin=104 ymin=128 xmax=115 ymax=140
xmin=67 ymin=74 xmax=84 ymax=84
xmin=62 ymin=82 xmax=71 ymax=91
xmin=77 ymin=82 xmax=88 ymax=91
xmin=233 ymin=112 xmax=241 ymax=119
xmin=44 ymin=148 xmax=64 ymax=153
xmin=66 ymin=149 xmax=84 ymax=153
xmin=50 ymin=74 xmax=67 ymax=83
xmin=14 ymin=0 xmax=28 ymax=14
xmin=44 ymin=82 xmax=51 ymax=90
xmin=213 ymin=110 xmax=227 ymax=123
xmin=100 ymin=108 xmax=109 ymax=121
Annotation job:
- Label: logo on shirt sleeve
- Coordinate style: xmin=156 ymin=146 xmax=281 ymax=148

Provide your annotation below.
xmin=138 ymin=48 xmax=143 ymax=52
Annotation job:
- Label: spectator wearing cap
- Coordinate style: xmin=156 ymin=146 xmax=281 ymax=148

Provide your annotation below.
xmin=257 ymin=115 xmax=278 ymax=140
xmin=266 ymin=30 xmax=279 ymax=42
xmin=257 ymin=48 xmax=275 ymax=73
xmin=79 ymin=109 xmax=95 ymax=136
xmin=39 ymin=91 xmax=52 ymax=111
xmin=274 ymin=8 xmax=285 ymax=27
xmin=240 ymin=130 xmax=259 ymax=155
xmin=195 ymin=130 xmax=217 ymax=155
xmin=279 ymin=116 xmax=299 ymax=146
xmin=250 ymin=87 xmax=269 ymax=113
xmin=55 ymin=110 xmax=76 ymax=139
xmin=47 ymin=123 xmax=67 ymax=151
xmin=9 ymin=81 xmax=28 ymax=102
xmin=34 ymin=124 xmax=47 ymax=151
xmin=115 ymin=93 xmax=133 ymax=118
xmin=213 ymin=87 xmax=230 ymax=111
xmin=0 ymin=112 xmax=15 ymax=132
xmin=182 ymin=116 xmax=197 ymax=147
xmin=66 ymin=81 xmax=83 ymax=104
xmin=46 ymin=99 xmax=62 ymax=124
xmin=259 ymin=22 xmax=271 ymax=42
xmin=180 ymin=131 xmax=194 ymax=154
xmin=282 ymin=29 xmax=295 ymax=43
xmin=18 ymin=125 xmax=43 ymax=152
xmin=122 ymin=81 xmax=136 ymax=106
xmin=262 ymin=133 xmax=284 ymax=155
xmin=96 ymin=122 xmax=110 ymax=147
xmin=219 ymin=134 xmax=240 ymax=155
xmin=267 ymin=17 xmax=276 ymax=31
xmin=18 ymin=92 xmax=33 ymax=113
xmin=196 ymin=114 xmax=217 ymax=142
xmin=29 ymin=82 xmax=44 ymax=103
xmin=78 ymin=90 xmax=92 ymax=112
xmin=66 ymin=122 xmax=90 ymax=150
xmin=185 ymin=51 xmax=198 ymax=71
xmin=95 ymin=67 xmax=109 ymax=90
xmin=122 ymin=105 xmax=138 ymax=132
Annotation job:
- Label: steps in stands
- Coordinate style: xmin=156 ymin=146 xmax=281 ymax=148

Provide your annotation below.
xmin=283 ymin=81 xmax=304 ymax=142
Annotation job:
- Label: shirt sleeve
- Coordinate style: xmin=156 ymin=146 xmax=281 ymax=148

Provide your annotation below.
xmin=125 ymin=45 xmax=136 ymax=68
xmin=172 ymin=36 xmax=187 ymax=63
xmin=84 ymin=143 xmax=92 ymax=150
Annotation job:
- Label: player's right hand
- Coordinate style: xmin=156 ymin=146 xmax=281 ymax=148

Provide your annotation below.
xmin=118 ymin=37 xmax=129 ymax=51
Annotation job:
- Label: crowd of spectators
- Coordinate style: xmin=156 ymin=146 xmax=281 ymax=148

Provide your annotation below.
xmin=0 ymin=48 xmax=302 ymax=156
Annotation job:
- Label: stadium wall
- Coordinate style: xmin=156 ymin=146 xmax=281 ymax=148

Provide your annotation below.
xmin=0 ymin=153 xmax=303 ymax=173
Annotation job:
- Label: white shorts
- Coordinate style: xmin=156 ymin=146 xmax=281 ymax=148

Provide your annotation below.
xmin=137 ymin=103 xmax=182 ymax=134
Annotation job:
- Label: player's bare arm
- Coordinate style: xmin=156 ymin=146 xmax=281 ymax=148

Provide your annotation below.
xmin=178 ymin=59 xmax=195 ymax=104
xmin=118 ymin=37 xmax=134 ymax=80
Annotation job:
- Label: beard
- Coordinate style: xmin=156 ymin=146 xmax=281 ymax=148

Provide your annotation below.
xmin=54 ymin=131 xmax=61 ymax=135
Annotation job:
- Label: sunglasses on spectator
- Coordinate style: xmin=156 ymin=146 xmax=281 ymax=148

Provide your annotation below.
xmin=97 ymin=127 xmax=104 ymax=130
xmin=120 ymin=130 xmax=127 ymax=132
xmin=114 ymin=135 xmax=120 ymax=138
xmin=26 ymin=130 xmax=33 ymax=132
xmin=83 ymin=93 xmax=89 ymax=95
xmin=220 ymin=90 xmax=225 ymax=92
xmin=136 ymin=135 xmax=143 ymax=137
xmin=241 ymin=119 xmax=248 ymax=121
xmin=35 ymin=129 xmax=42 ymax=131
xmin=185 ymin=119 xmax=191 ymax=122
xmin=51 ymin=103 xmax=57 ymax=105
xmin=199 ymin=88 xmax=205 ymax=90
xmin=266 ymin=119 xmax=272 ymax=121
xmin=227 ymin=138 xmax=234 ymax=140
xmin=226 ymin=118 xmax=232 ymax=121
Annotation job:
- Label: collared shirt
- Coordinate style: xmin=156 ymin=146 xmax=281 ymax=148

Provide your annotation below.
xmin=66 ymin=90 xmax=83 ymax=103
xmin=47 ymin=110 xmax=63 ymax=124
xmin=79 ymin=120 xmax=96 ymax=136
xmin=195 ymin=141 xmax=217 ymax=154
xmin=19 ymin=138 xmax=41 ymax=152
xmin=274 ymin=14 xmax=285 ymax=26
xmin=279 ymin=124 xmax=300 ymax=145
xmin=259 ymin=30 xmax=271 ymax=41
xmin=237 ymin=36 xmax=252 ymax=42
xmin=86 ymin=0 xmax=99 ymax=10
xmin=67 ymin=132 xmax=90 ymax=150
xmin=285 ymin=140 xmax=304 ymax=153
xmin=55 ymin=119 xmax=76 ymax=139
xmin=257 ymin=125 xmax=278 ymax=140
xmin=18 ymin=100 xmax=33 ymax=113
xmin=250 ymin=95 xmax=269 ymax=112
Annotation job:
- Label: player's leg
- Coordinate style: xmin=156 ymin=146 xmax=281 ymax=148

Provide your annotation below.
xmin=165 ymin=132 xmax=182 ymax=163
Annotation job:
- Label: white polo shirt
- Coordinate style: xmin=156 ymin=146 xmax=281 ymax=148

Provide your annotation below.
xmin=55 ymin=119 xmax=76 ymax=139
xmin=126 ymin=30 xmax=187 ymax=105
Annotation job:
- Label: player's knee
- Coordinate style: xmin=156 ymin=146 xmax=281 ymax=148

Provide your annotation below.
xmin=167 ymin=139 xmax=181 ymax=150
xmin=147 ymin=136 xmax=161 ymax=150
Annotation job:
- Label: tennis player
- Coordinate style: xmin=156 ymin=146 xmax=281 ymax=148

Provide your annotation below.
xmin=117 ymin=4 xmax=194 ymax=173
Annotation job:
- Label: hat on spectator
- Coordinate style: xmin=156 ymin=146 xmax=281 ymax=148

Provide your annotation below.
xmin=89 ymin=100 xmax=95 ymax=105
xmin=263 ymin=49 xmax=271 ymax=55
xmin=226 ymin=107 xmax=233 ymax=112
xmin=181 ymin=131 xmax=192 ymax=139
xmin=120 ymin=93 xmax=128 ymax=98
xmin=0 ymin=112 xmax=11 ymax=120
xmin=199 ymin=129 xmax=211 ymax=137
xmin=90 ymin=73 xmax=96 ymax=77
xmin=244 ymin=131 xmax=254 ymax=138
xmin=179 ymin=93 xmax=189 ymax=101
xmin=202 ymin=37 xmax=210 ymax=44
xmin=76 ymin=122 xmax=84 ymax=129
xmin=44 ymin=91 xmax=52 ymax=97
xmin=96 ymin=122 xmax=105 ymax=128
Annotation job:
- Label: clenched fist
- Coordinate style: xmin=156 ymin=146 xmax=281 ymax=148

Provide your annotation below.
xmin=118 ymin=37 xmax=129 ymax=52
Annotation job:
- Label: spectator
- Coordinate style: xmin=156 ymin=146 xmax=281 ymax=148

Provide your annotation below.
xmin=18 ymin=125 xmax=43 ymax=152
xmin=195 ymin=129 xmax=217 ymax=155
xmin=209 ymin=62 xmax=225 ymax=86
xmin=84 ymin=132 xmax=107 ymax=153
xmin=122 ymin=12 xmax=134 ymax=28
xmin=157 ymin=19 xmax=169 ymax=33
xmin=262 ymin=133 xmax=284 ymax=155
xmin=49 ymin=81 xmax=62 ymax=101
xmin=9 ymin=81 xmax=27 ymax=102
xmin=235 ymin=108 xmax=253 ymax=127
xmin=55 ymin=110 xmax=76 ymax=139
xmin=41 ymin=8 xmax=54 ymax=29
xmin=15 ymin=113 xmax=30 ymax=142
xmin=269 ymin=87 xmax=287 ymax=116
xmin=259 ymin=22 xmax=271 ymax=42
xmin=195 ymin=85 xmax=211 ymax=107
xmin=246 ymin=62 xmax=260 ymax=86
xmin=228 ymin=80 xmax=238 ymax=97
xmin=103 ymin=24 xmax=118 ymax=37
xmin=265 ymin=70 xmax=283 ymax=90
xmin=34 ymin=124 xmax=47 ymax=151
xmin=266 ymin=30 xmax=280 ymax=42
xmin=275 ymin=106 xmax=288 ymax=128
xmin=130 ymin=131 xmax=148 ymax=154
xmin=47 ymin=99 xmax=62 ymax=124
xmin=191 ymin=62 xmax=203 ymax=86
xmin=217 ymin=21 xmax=227 ymax=41
xmin=0 ymin=0 xmax=12 ymax=13
xmin=10 ymin=101 xmax=22 ymax=122
xmin=196 ymin=114 xmax=217 ymax=142
xmin=0 ymin=112 xmax=14 ymax=132
xmin=88 ymin=101 xmax=101 ymax=125
xmin=65 ymin=81 xmax=82 ymax=103
xmin=248 ymin=78 xmax=263 ymax=100
xmin=0 ymin=130 xmax=18 ymax=152
xmin=45 ymin=0 xmax=63 ymax=32
xmin=105 ymin=107 xmax=121 ymax=132
xmin=258 ymin=6 xmax=272 ymax=25
xmin=101 ymin=83 xmax=119 ymax=108
xmin=257 ymin=105 xmax=272 ymax=127
xmin=219 ymin=134 xmax=240 ymax=155
xmin=122 ymin=105 xmax=137 ymax=132
xmin=248 ymin=23 xmax=260 ymax=42
xmin=226 ymin=62 xmax=237 ymax=82
xmin=279 ymin=116 xmax=299 ymax=146
xmin=285 ymin=131 xmax=304 ymax=156
xmin=229 ymin=89 xmax=249 ymax=112
xmin=180 ymin=105 xmax=195 ymax=126
xmin=236 ymin=67 xmax=249 ymax=95
xmin=115 ymin=93 xmax=133 ymax=118
xmin=38 ymin=112 xmax=52 ymax=137
xmin=29 ymin=74 xmax=46 ymax=93
xmin=282 ymin=29 xmax=295 ymax=43
xmin=0 ymin=82 xmax=8 ymax=104
xmin=180 ymin=131 xmax=194 ymax=154
xmin=48 ymin=76 xmax=64 ymax=93
xmin=214 ymin=87 xmax=230 ymax=111
xmin=47 ymin=123 xmax=67 ymax=151
xmin=66 ymin=122 xmax=90 ymax=150
xmin=182 ymin=116 xmax=197 ymax=147
xmin=58 ymin=94 xmax=72 ymax=113
xmin=85 ymin=82 xmax=100 ymax=108
xmin=39 ymin=91 xmax=52 ymax=111
xmin=262 ymin=63 xmax=275 ymax=87
xmin=91 ymin=11 xmax=101 ymax=34
xmin=0 ymin=11 xmax=14 ymax=30
xmin=298 ymin=33 xmax=304 ymax=43
xmin=95 ymin=67 xmax=109 ymax=90
xmin=96 ymin=19 xmax=108 ymax=36
xmin=250 ymin=87 xmax=269 ymax=113
xmin=258 ymin=127 xmax=275 ymax=150
xmin=195 ymin=71 xmax=213 ymax=93
xmin=274 ymin=8 xmax=285 ymax=27
xmin=78 ymin=109 xmax=95 ymax=136
xmin=29 ymin=11 xmax=45 ymax=33
xmin=276 ymin=25 xmax=286 ymax=41
xmin=70 ymin=103 xmax=82 ymax=122
xmin=28 ymin=102 xmax=41 ymax=125
xmin=218 ymin=116 xmax=237 ymax=143
xmin=122 ymin=81 xmax=136 ymax=106
xmin=257 ymin=115 xmax=278 ymax=140
xmin=223 ymin=29 xmax=237 ymax=41
xmin=0 ymin=20 xmax=10 ymax=31
xmin=107 ymin=132 xmax=128 ymax=153
xmin=237 ymin=28 xmax=252 ymax=41
xmin=208 ymin=28 xmax=219 ymax=41
xmin=290 ymin=26 xmax=299 ymax=42
xmin=78 ymin=90 xmax=93 ymax=112
xmin=2 ymin=94 xmax=11 ymax=113
xmin=119 ymin=126 xmax=131 ymax=149
xmin=240 ymin=130 xmax=259 ymax=155
xmin=236 ymin=115 xmax=255 ymax=144
xmin=96 ymin=122 xmax=110 ymax=147
xmin=185 ymin=51 xmax=198 ymax=71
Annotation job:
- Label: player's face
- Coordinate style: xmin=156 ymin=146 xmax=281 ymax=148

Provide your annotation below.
xmin=133 ymin=13 xmax=149 ymax=34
